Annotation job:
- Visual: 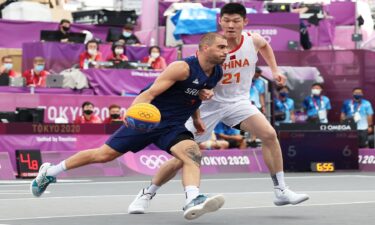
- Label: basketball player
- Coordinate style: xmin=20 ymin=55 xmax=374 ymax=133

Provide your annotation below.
xmin=30 ymin=33 xmax=228 ymax=220
xmin=128 ymin=3 xmax=309 ymax=214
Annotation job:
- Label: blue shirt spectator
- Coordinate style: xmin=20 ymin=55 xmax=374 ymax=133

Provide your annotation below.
xmin=341 ymin=99 xmax=373 ymax=130
xmin=250 ymin=78 xmax=265 ymax=109
xmin=274 ymin=86 xmax=295 ymax=125
xmin=214 ymin=122 xmax=246 ymax=149
xmin=303 ymin=83 xmax=331 ymax=123
xmin=214 ymin=122 xmax=241 ymax=136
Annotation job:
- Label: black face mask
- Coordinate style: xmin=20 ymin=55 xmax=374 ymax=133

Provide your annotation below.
xmin=62 ymin=26 xmax=70 ymax=32
xmin=83 ymin=110 xmax=93 ymax=115
xmin=110 ymin=114 xmax=120 ymax=119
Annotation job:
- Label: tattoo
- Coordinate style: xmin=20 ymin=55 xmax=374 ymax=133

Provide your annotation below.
xmin=186 ymin=144 xmax=202 ymax=166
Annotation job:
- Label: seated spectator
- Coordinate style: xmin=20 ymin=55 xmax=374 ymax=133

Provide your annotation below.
xmin=214 ymin=122 xmax=246 ymax=149
xmin=250 ymin=67 xmax=266 ymax=113
xmin=119 ymin=23 xmax=140 ymax=45
xmin=303 ymin=83 xmax=331 ymax=123
xmin=142 ymin=46 xmax=167 ymax=70
xmin=22 ymin=57 xmax=49 ymax=87
xmin=340 ymin=87 xmax=374 ymax=148
xmin=57 ymin=19 xmax=71 ymax=42
xmin=79 ymin=39 xmax=102 ymax=69
xmin=106 ymin=41 xmax=128 ymax=65
xmin=274 ymin=86 xmax=295 ymax=126
xmin=74 ymin=101 xmax=102 ymax=124
xmin=199 ymin=131 xmax=229 ymax=150
xmin=103 ymin=104 xmax=124 ymax=124
xmin=0 ymin=55 xmax=17 ymax=77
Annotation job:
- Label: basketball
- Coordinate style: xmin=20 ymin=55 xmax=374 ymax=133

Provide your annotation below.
xmin=126 ymin=103 xmax=161 ymax=132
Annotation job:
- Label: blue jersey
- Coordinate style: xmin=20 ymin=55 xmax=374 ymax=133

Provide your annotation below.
xmin=274 ymin=97 xmax=295 ymax=125
xmin=303 ymin=95 xmax=331 ymax=123
xmin=341 ymin=99 xmax=374 ymax=130
xmin=145 ymin=56 xmax=223 ymax=128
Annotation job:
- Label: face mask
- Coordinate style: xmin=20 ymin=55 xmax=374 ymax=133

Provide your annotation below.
xmin=62 ymin=26 xmax=70 ymax=32
xmin=279 ymin=92 xmax=288 ymax=98
xmin=151 ymin=52 xmax=160 ymax=59
xmin=4 ymin=63 xmax=13 ymax=70
xmin=110 ymin=114 xmax=120 ymax=119
xmin=353 ymin=94 xmax=363 ymax=100
xmin=83 ymin=110 xmax=93 ymax=115
xmin=311 ymin=89 xmax=321 ymax=96
xmin=34 ymin=64 xmax=44 ymax=72
xmin=123 ymin=31 xmax=131 ymax=37
xmin=115 ymin=48 xmax=124 ymax=55
xmin=88 ymin=49 xmax=97 ymax=56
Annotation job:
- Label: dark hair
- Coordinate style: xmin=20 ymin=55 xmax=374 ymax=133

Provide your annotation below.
xmin=311 ymin=82 xmax=323 ymax=89
xmin=220 ymin=3 xmax=247 ymax=19
xmin=59 ymin=19 xmax=71 ymax=25
xmin=85 ymin=39 xmax=99 ymax=50
xmin=352 ymin=87 xmax=363 ymax=92
xmin=109 ymin=104 xmax=121 ymax=110
xmin=198 ymin=32 xmax=226 ymax=50
xmin=148 ymin=46 xmax=161 ymax=55
xmin=255 ymin=67 xmax=262 ymax=73
xmin=277 ymin=86 xmax=289 ymax=92
xmin=1 ymin=55 xmax=11 ymax=62
xmin=123 ymin=23 xmax=134 ymax=30
xmin=111 ymin=41 xmax=125 ymax=54
xmin=82 ymin=101 xmax=94 ymax=108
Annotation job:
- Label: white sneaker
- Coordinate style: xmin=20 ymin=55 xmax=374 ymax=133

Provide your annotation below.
xmin=30 ymin=163 xmax=56 ymax=197
xmin=183 ymin=194 xmax=225 ymax=220
xmin=273 ymin=187 xmax=309 ymax=206
xmin=128 ymin=188 xmax=156 ymax=214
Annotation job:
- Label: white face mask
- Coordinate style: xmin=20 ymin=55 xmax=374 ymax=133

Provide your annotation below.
xmin=151 ymin=52 xmax=160 ymax=59
xmin=115 ymin=48 xmax=124 ymax=55
xmin=88 ymin=49 xmax=97 ymax=56
xmin=311 ymin=89 xmax=322 ymax=96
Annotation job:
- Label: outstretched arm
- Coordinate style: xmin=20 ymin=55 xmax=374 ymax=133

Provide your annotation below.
xmin=131 ymin=61 xmax=189 ymax=105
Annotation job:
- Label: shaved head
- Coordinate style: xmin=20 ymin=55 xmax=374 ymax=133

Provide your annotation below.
xmin=199 ymin=33 xmax=226 ymax=51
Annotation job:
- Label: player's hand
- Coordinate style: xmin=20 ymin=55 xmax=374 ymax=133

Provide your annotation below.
xmin=368 ymin=126 xmax=373 ymax=134
xmin=199 ymin=89 xmax=214 ymax=101
xmin=193 ymin=118 xmax=206 ymax=135
xmin=273 ymin=72 xmax=287 ymax=86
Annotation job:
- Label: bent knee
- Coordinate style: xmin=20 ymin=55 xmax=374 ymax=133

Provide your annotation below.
xmin=171 ymin=142 xmax=202 ymax=166
xmin=260 ymin=127 xmax=277 ymax=142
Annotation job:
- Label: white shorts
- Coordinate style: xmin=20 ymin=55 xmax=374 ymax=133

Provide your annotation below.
xmin=185 ymin=99 xmax=260 ymax=143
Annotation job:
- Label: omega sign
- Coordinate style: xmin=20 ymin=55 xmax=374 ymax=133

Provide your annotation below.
xmin=320 ymin=124 xmax=352 ymax=131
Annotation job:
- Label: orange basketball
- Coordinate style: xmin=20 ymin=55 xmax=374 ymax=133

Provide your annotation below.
xmin=126 ymin=103 xmax=161 ymax=132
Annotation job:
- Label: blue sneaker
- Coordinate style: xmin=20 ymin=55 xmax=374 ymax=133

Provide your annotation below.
xmin=30 ymin=163 xmax=56 ymax=197
xmin=183 ymin=194 xmax=225 ymax=220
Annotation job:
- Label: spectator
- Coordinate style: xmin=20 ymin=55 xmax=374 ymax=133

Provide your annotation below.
xmin=214 ymin=122 xmax=246 ymax=149
xmin=103 ymin=104 xmax=124 ymax=124
xmin=303 ymin=83 xmax=331 ymax=123
xmin=74 ymin=101 xmax=102 ymax=124
xmin=0 ymin=55 xmax=17 ymax=77
xmin=274 ymin=86 xmax=295 ymax=126
xmin=340 ymin=87 xmax=374 ymax=147
xmin=106 ymin=41 xmax=128 ymax=64
xmin=79 ymin=39 xmax=102 ymax=69
xmin=57 ymin=19 xmax=71 ymax=42
xmin=250 ymin=67 xmax=266 ymax=113
xmin=199 ymin=131 xmax=229 ymax=150
xmin=119 ymin=23 xmax=140 ymax=45
xmin=22 ymin=57 xmax=49 ymax=87
xmin=142 ymin=46 xmax=167 ymax=70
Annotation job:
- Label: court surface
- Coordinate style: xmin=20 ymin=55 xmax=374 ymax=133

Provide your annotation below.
xmin=1 ymin=172 xmax=375 ymax=225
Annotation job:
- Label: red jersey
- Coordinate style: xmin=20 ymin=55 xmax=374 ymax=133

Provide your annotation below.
xmin=22 ymin=69 xmax=49 ymax=87
xmin=73 ymin=115 xmax=102 ymax=124
xmin=142 ymin=56 xmax=167 ymax=70
xmin=106 ymin=54 xmax=128 ymax=61
xmin=79 ymin=51 xmax=102 ymax=69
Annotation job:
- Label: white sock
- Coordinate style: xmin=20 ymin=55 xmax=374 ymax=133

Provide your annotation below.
xmin=145 ymin=184 xmax=160 ymax=194
xmin=185 ymin=186 xmax=199 ymax=205
xmin=271 ymin=171 xmax=286 ymax=190
xmin=46 ymin=160 xmax=67 ymax=177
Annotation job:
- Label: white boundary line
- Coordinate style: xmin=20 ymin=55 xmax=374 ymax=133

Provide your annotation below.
xmin=1 ymin=190 xmax=375 ymax=201
xmin=1 ymin=201 xmax=375 ymax=221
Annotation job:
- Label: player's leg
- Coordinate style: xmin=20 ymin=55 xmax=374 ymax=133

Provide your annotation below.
xmin=240 ymin=113 xmax=309 ymax=205
xmin=170 ymin=139 xmax=224 ymax=220
xmin=30 ymin=144 xmax=122 ymax=197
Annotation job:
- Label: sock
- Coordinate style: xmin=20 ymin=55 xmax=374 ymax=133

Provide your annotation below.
xmin=271 ymin=171 xmax=286 ymax=190
xmin=185 ymin=186 xmax=199 ymax=205
xmin=145 ymin=184 xmax=160 ymax=194
xmin=46 ymin=160 xmax=67 ymax=177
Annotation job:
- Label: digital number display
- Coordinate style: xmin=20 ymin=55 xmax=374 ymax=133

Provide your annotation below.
xmin=310 ymin=162 xmax=335 ymax=172
xmin=16 ymin=150 xmax=42 ymax=178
